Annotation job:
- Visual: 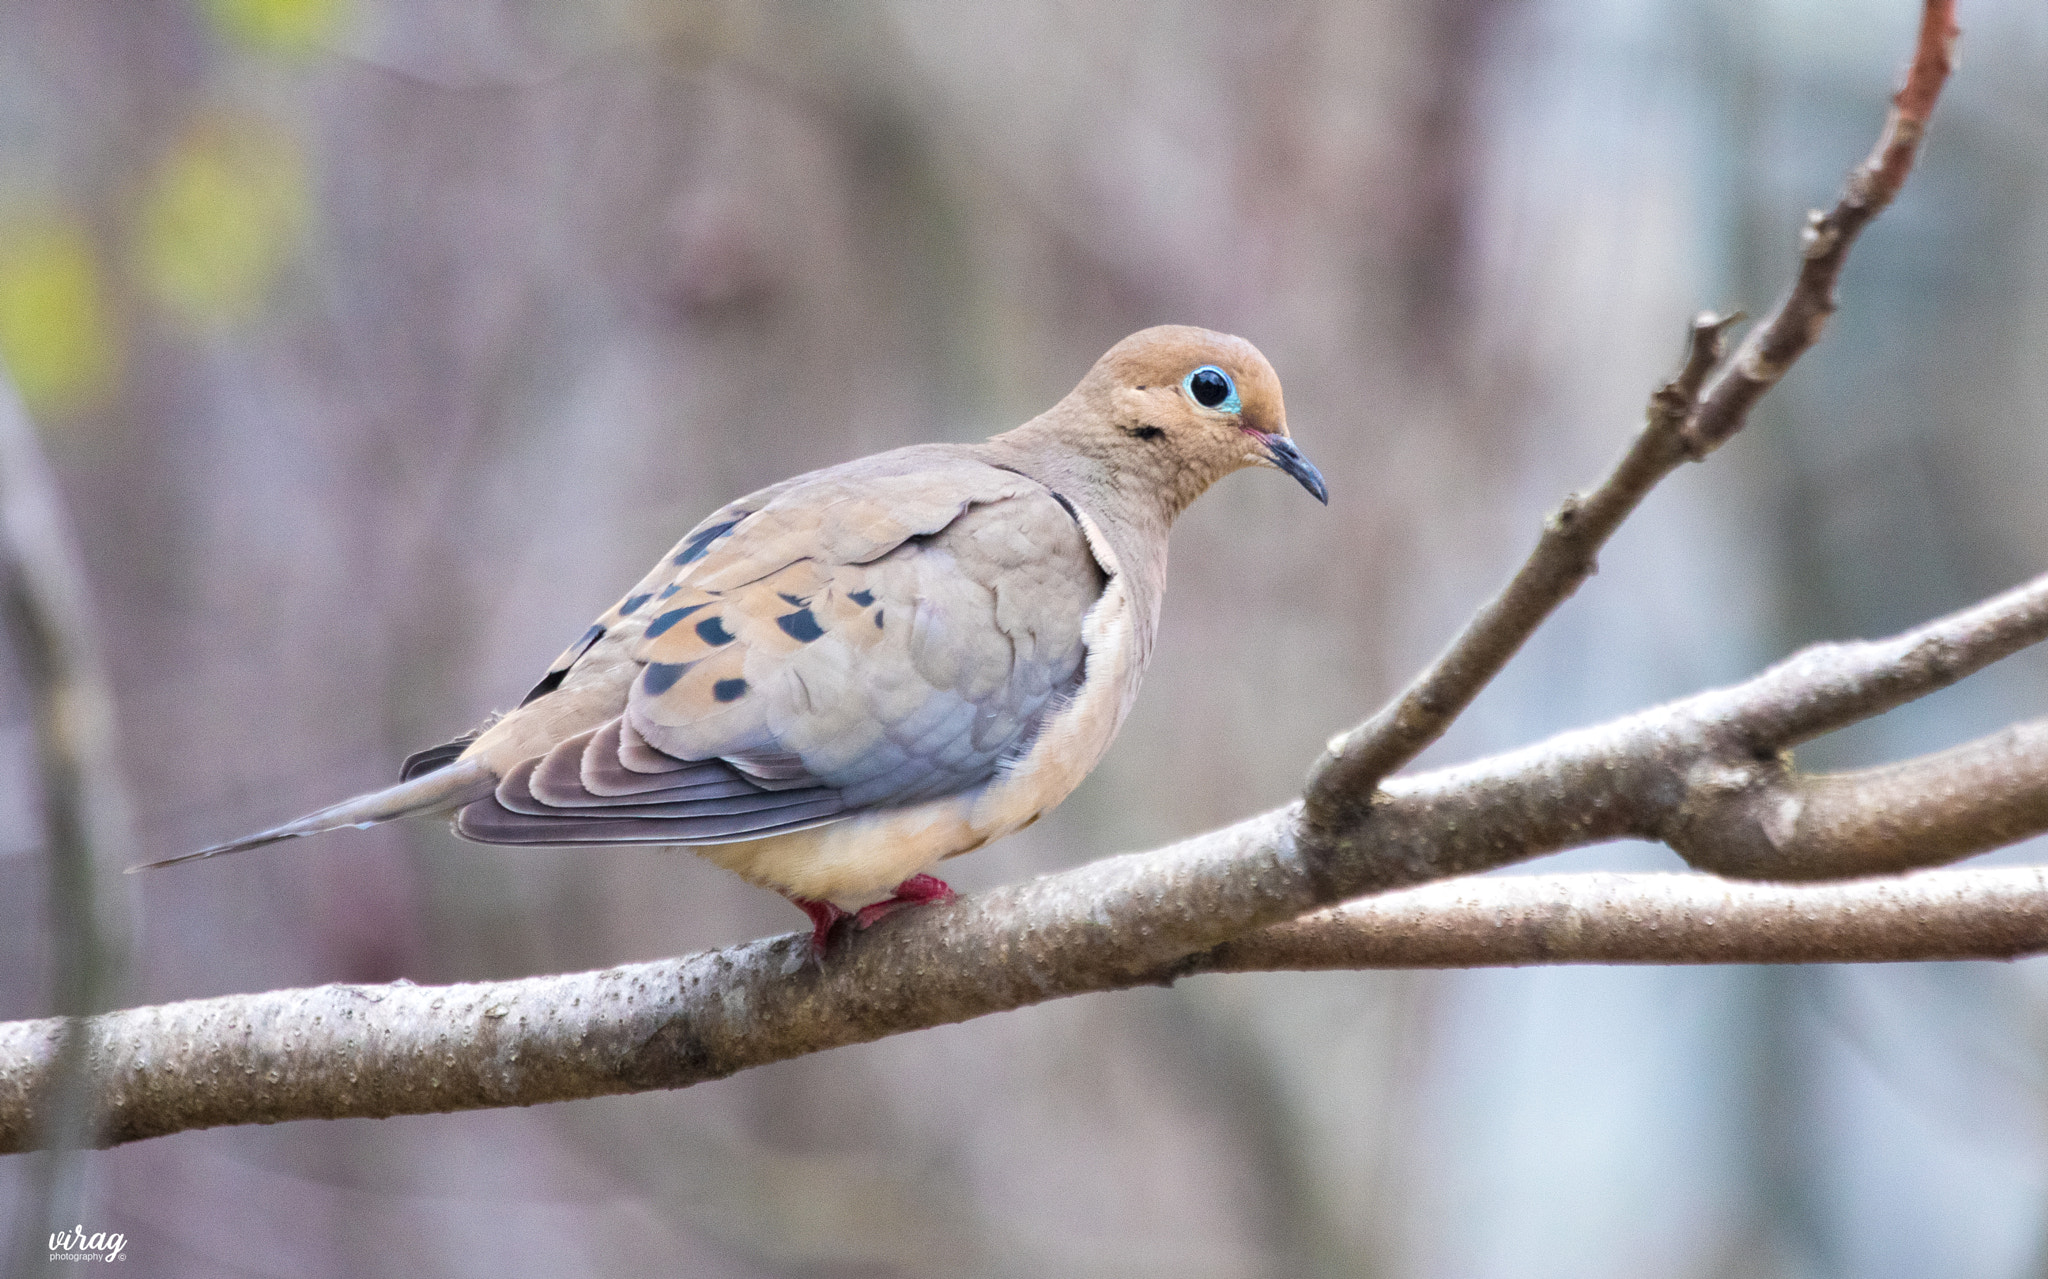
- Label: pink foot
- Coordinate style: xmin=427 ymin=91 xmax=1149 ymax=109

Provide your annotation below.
xmin=791 ymin=897 xmax=852 ymax=957
xmin=853 ymin=874 xmax=956 ymax=929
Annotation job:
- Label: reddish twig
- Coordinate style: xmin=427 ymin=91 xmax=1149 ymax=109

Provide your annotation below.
xmin=1304 ymin=0 xmax=1960 ymax=843
xmin=1686 ymin=0 xmax=1958 ymax=452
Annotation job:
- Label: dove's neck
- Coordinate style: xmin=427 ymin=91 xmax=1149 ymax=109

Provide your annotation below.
xmin=986 ymin=400 xmax=1223 ymax=523
xmin=979 ymin=404 xmax=1209 ymax=635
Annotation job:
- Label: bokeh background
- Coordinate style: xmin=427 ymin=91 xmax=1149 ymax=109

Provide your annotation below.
xmin=3 ymin=0 xmax=2048 ymax=1274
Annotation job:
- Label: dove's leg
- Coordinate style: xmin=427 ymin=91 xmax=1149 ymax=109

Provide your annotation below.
xmin=791 ymin=897 xmax=852 ymax=955
xmin=853 ymin=874 xmax=956 ymax=929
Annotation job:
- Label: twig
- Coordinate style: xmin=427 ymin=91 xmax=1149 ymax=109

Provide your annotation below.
xmin=1687 ymin=0 xmax=1959 ymax=452
xmin=1300 ymin=568 xmax=2048 ymax=895
xmin=1305 ymin=312 xmax=1737 ymax=830
xmin=1304 ymin=0 xmax=1959 ymax=835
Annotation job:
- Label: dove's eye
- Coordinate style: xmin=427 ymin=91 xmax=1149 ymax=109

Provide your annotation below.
xmin=1183 ymin=365 xmax=1240 ymax=413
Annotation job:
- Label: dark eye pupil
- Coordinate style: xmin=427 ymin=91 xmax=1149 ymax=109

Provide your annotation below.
xmin=1189 ymin=368 xmax=1231 ymax=408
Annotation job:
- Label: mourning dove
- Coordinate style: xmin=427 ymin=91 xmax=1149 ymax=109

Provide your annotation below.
xmin=144 ymin=325 xmax=1327 ymax=949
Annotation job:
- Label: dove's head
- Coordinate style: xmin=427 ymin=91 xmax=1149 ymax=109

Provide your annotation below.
xmin=1055 ymin=325 xmax=1327 ymax=521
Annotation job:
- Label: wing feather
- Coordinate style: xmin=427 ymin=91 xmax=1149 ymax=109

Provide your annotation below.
xmin=455 ymin=448 xmax=1105 ymax=850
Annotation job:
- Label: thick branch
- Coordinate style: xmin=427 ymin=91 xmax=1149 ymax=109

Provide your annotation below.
xmin=1317 ymin=569 xmax=2048 ymax=893
xmin=1669 ymin=719 xmax=2048 ymax=880
xmin=1203 ymin=869 xmax=2048 ymax=969
xmin=4 ymin=563 xmax=2048 ymax=1151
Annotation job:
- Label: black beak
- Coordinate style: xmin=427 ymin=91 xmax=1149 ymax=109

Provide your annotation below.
xmin=1262 ymin=434 xmax=1328 ymax=505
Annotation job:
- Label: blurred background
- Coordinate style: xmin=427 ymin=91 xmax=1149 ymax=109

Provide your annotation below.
xmin=2 ymin=0 xmax=2047 ymax=1274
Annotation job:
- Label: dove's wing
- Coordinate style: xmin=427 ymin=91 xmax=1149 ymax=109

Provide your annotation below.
xmin=455 ymin=447 xmax=1108 ymax=847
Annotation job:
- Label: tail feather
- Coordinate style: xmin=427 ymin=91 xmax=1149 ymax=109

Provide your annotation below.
xmin=132 ymin=758 xmax=499 ymax=872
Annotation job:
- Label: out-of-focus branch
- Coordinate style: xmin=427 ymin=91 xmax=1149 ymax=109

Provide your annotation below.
xmin=4 ymin=563 xmax=2048 ymax=1151
xmin=0 ymin=368 xmax=135 ymax=1245
xmin=1202 ymin=869 xmax=2048 ymax=970
xmin=1304 ymin=0 xmax=1958 ymax=833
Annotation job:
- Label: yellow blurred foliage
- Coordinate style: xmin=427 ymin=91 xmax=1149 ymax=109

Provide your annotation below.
xmin=202 ymin=0 xmax=346 ymax=55
xmin=0 ymin=214 xmax=119 ymax=417
xmin=136 ymin=115 xmax=309 ymax=325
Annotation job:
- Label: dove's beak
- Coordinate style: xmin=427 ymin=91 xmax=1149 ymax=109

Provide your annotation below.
xmin=1259 ymin=433 xmax=1328 ymax=505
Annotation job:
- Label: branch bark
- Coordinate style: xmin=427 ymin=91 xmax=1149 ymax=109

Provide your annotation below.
xmin=1205 ymin=868 xmax=2048 ymax=969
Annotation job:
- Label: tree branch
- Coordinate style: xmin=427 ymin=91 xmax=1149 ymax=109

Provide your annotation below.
xmin=1668 ymin=719 xmax=2048 ymax=880
xmin=4 ymin=558 xmax=2046 ymax=1151
xmin=1204 ymin=868 xmax=2048 ymax=969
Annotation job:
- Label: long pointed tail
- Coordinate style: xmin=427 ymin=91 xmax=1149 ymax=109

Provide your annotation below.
xmin=132 ymin=758 xmax=499 ymax=871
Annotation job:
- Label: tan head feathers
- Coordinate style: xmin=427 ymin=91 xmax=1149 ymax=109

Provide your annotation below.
xmin=998 ymin=326 xmax=1326 ymax=523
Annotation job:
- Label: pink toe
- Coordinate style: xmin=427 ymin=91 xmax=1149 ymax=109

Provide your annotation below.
xmin=792 ymin=897 xmax=850 ymax=955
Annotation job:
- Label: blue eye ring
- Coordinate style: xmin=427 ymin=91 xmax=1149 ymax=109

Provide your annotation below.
xmin=1183 ymin=365 xmax=1241 ymax=414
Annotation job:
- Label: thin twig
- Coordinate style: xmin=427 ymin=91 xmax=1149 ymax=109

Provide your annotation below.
xmin=1687 ymin=0 xmax=1960 ymax=452
xmin=1304 ymin=0 xmax=1958 ymax=836
xmin=1304 ymin=312 xmax=1740 ymax=831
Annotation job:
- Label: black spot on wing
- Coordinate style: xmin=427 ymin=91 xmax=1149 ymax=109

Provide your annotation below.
xmin=778 ymin=592 xmax=808 ymax=607
xmin=620 ymin=593 xmax=652 ymax=616
xmin=657 ymin=583 xmax=680 ymax=600
xmin=847 ymin=589 xmax=875 ymax=608
xmin=776 ymin=608 xmax=824 ymax=643
xmin=643 ymin=661 xmax=695 ymax=696
xmin=674 ymin=519 xmax=741 ymax=566
xmin=519 ymin=625 xmax=605 ymax=707
xmin=874 ymin=610 xmax=884 ymax=628
xmin=645 ymin=602 xmax=707 ymax=638
xmin=399 ymin=734 xmax=476 ymax=781
xmin=520 ymin=669 xmax=569 ymax=706
xmin=713 ymin=678 xmax=748 ymax=703
xmin=695 ymin=616 xmax=735 ymax=646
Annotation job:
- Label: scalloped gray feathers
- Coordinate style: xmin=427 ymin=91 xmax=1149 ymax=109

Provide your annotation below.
xmin=455 ymin=448 xmax=1106 ymax=866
